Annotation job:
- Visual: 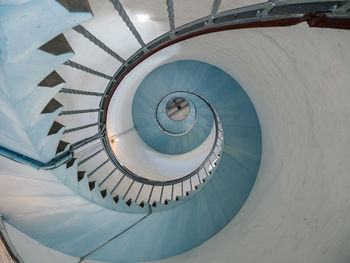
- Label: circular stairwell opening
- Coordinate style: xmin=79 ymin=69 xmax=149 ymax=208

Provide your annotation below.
xmin=166 ymin=97 xmax=190 ymax=121
xmin=154 ymin=92 xmax=198 ymax=136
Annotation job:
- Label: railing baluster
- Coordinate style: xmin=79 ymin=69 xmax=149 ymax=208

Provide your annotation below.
xmin=159 ymin=186 xmax=164 ymax=203
xmin=211 ymin=0 xmax=222 ymax=17
xmin=171 ymin=184 xmax=174 ymax=200
xmin=98 ymin=168 xmax=116 ymax=187
xmin=87 ymin=159 xmax=109 ymax=178
xmin=64 ymin=60 xmax=112 ymax=80
xmin=204 ymin=166 xmax=209 ymax=178
xmin=78 ymin=148 xmax=103 ymax=166
xmin=109 ymin=0 xmax=145 ymax=47
xmin=71 ymin=133 xmax=104 ymax=151
xmin=73 ymin=25 xmax=125 ymax=63
xmin=96 ymin=91 xmax=223 ymax=197
xmin=166 ymin=0 xmax=175 ymax=31
xmin=59 ymin=108 xmax=99 ymax=116
xmin=63 ymin=122 xmax=99 ymax=134
xmin=123 ymin=180 xmax=134 ymax=199
xmin=209 ymin=158 xmax=215 ymax=169
xmin=147 ymin=185 xmax=155 ymax=203
xmin=212 ymin=149 xmax=218 ymax=158
xmin=135 ymin=183 xmax=144 ymax=203
xmin=59 ymin=88 xmax=103 ymax=97
xmin=110 ymin=174 xmax=125 ymax=195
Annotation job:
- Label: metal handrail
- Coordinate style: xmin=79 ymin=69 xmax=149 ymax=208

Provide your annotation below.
xmin=101 ymin=91 xmax=223 ymax=187
xmin=1 ymin=1 xmax=347 ymax=172
xmin=0 ymin=146 xmax=73 ymax=170
xmin=3 ymin=0 xmax=347 ymax=203
xmin=89 ymin=0 xmax=349 ymax=203
xmin=99 ymin=0 xmax=350 ymax=129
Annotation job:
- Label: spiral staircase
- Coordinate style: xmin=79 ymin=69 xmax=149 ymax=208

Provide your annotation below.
xmin=1 ymin=1 xmax=350 ymax=263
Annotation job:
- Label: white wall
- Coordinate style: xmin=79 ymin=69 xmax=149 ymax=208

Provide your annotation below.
xmin=3 ymin=221 xmax=106 ymax=263
xmin=144 ymin=24 xmax=350 ymax=263
xmin=106 ymin=55 xmax=216 ymax=180
xmin=3 ymin=1 xmax=349 ymax=262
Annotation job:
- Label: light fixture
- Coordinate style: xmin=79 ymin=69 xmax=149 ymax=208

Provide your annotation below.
xmin=136 ymin=14 xmax=150 ymax=23
xmin=110 ymin=138 xmax=119 ymax=144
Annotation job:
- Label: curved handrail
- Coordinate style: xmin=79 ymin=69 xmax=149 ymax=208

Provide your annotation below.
xmin=18 ymin=0 xmax=346 ymax=204
xmin=0 ymin=146 xmax=73 ymax=170
xmin=1 ymin=1 xmax=347 ymax=173
xmin=101 ymin=91 xmax=223 ymax=187
xmin=89 ymin=0 xmax=350 ymax=204
xmin=99 ymin=0 xmax=350 ymax=127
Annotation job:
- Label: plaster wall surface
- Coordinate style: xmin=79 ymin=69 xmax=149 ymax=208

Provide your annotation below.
xmin=0 ymin=155 xmax=146 ymax=258
xmin=143 ymin=23 xmax=350 ymax=263
xmin=42 ymin=18 xmax=350 ymax=262
xmin=3 ymin=222 xmax=105 ymax=263
xmin=107 ymin=59 xmax=217 ymax=180
xmin=1 ymin=0 xmax=350 ymax=261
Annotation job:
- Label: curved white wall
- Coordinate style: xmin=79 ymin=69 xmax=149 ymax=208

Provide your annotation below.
xmin=145 ymin=24 xmax=350 ymax=263
xmin=2 ymin=221 xmax=102 ymax=263
xmin=9 ymin=1 xmax=348 ymax=261
xmin=106 ymin=54 xmax=216 ymax=181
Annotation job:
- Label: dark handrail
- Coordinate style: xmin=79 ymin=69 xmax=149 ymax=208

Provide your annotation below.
xmin=99 ymin=0 xmax=350 ymax=129
xmin=101 ymin=91 xmax=223 ymax=186
xmin=95 ymin=0 xmax=350 ymax=189
xmin=0 ymin=146 xmax=73 ymax=170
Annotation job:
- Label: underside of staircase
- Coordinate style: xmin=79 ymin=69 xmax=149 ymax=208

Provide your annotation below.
xmin=0 ymin=1 xmax=350 ymax=263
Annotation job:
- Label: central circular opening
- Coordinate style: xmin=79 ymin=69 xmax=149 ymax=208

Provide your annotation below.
xmin=155 ymin=93 xmax=197 ymax=136
xmin=166 ymin=97 xmax=190 ymax=121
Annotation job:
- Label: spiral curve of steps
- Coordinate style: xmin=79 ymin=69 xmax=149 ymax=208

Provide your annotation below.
xmin=0 ymin=1 xmax=350 ymax=263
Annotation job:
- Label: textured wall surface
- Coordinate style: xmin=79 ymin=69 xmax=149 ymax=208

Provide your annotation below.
xmin=145 ymin=24 xmax=350 ymax=263
xmin=1 ymin=0 xmax=350 ymax=262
